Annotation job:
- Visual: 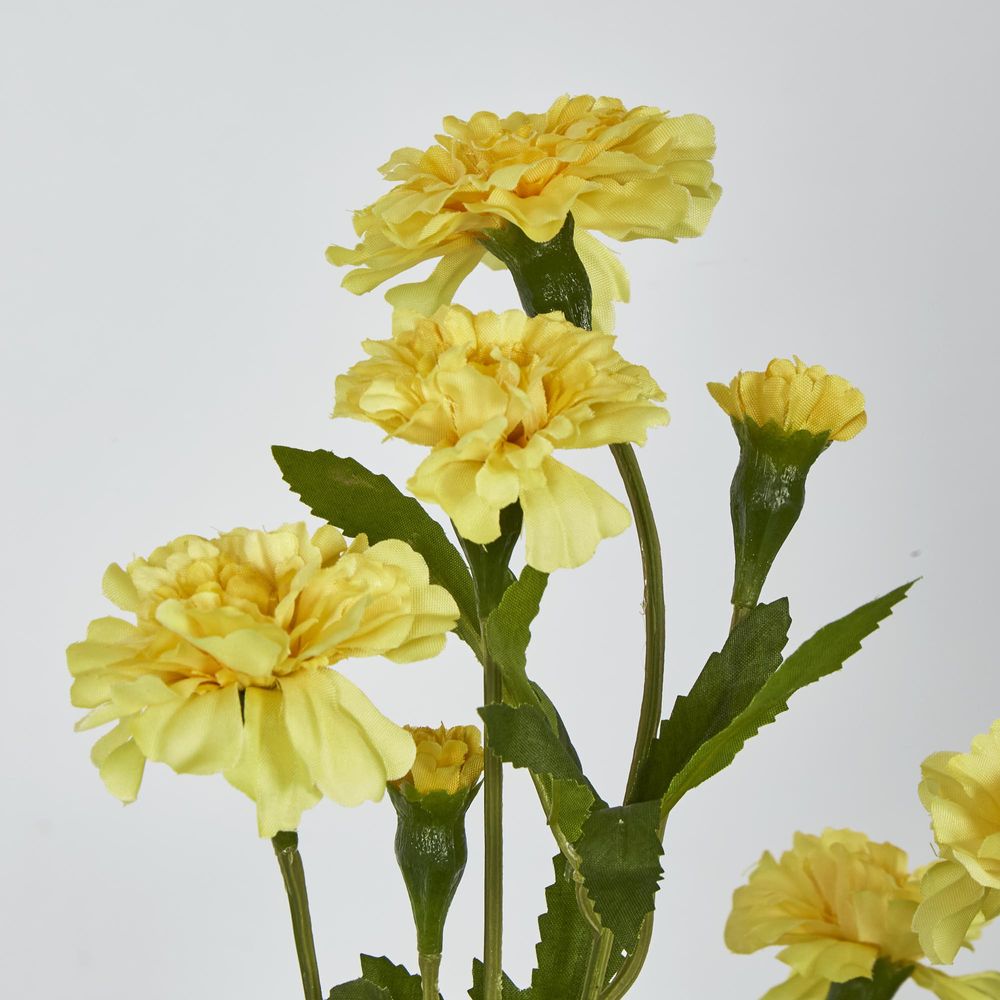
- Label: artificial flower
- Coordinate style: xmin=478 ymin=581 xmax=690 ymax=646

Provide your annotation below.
xmin=708 ymin=357 xmax=866 ymax=612
xmin=326 ymin=94 xmax=721 ymax=331
xmin=67 ymin=523 xmax=460 ymax=837
xmin=914 ymin=721 xmax=1000 ymax=963
xmin=708 ymin=356 xmax=866 ymax=442
xmin=401 ymin=724 xmax=484 ymax=796
xmin=725 ymin=828 xmax=999 ymax=999
xmin=334 ymin=305 xmax=669 ymax=572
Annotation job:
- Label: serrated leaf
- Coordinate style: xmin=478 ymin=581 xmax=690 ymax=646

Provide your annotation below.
xmin=662 ymin=582 xmax=914 ymax=813
xmin=272 ymin=446 xmax=480 ymax=653
xmin=479 ymin=702 xmax=602 ymax=843
xmin=577 ymin=801 xmax=663 ymax=954
xmin=484 ymin=565 xmax=547 ymax=706
xmin=468 ymin=960 xmax=530 ymax=1000
xmin=529 ymin=855 xmax=595 ymax=1000
xmin=327 ymin=979 xmax=391 ymax=1000
xmin=634 ymin=600 xmax=791 ymax=803
xmin=358 ymin=956 xmax=428 ymax=1000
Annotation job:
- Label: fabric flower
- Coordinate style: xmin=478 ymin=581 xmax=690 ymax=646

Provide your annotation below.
xmin=708 ymin=357 xmax=867 ymax=613
xmin=326 ymin=94 xmax=721 ymax=331
xmin=725 ymin=829 xmax=1000 ymax=999
xmin=334 ymin=305 xmax=669 ymax=572
xmin=400 ymin=724 xmax=484 ymax=796
xmin=67 ymin=523 xmax=460 ymax=837
xmin=914 ymin=721 xmax=1000 ymax=963
xmin=708 ymin=356 xmax=867 ymax=442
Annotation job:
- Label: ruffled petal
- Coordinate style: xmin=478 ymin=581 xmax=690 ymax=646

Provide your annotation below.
xmin=912 ymin=966 xmax=1000 ymax=999
xmin=915 ymin=860 xmax=991 ymax=964
xmin=224 ymin=687 xmax=321 ymax=837
xmin=520 ymin=457 xmax=630 ymax=571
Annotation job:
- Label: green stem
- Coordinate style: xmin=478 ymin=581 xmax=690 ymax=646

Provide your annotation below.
xmin=582 ymin=928 xmax=616 ymax=1000
xmin=272 ymin=831 xmax=323 ymax=1000
xmin=613 ymin=442 xmax=666 ymax=806
xmin=419 ymin=952 xmax=441 ymax=1000
xmin=598 ymin=917 xmax=652 ymax=1000
xmin=482 ymin=626 xmax=504 ymax=1000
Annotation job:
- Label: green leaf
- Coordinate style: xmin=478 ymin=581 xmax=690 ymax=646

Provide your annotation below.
xmin=662 ymin=582 xmax=914 ymax=813
xmin=634 ymin=600 xmax=791 ymax=803
xmin=479 ymin=701 xmax=602 ymax=842
xmin=468 ymin=960 xmax=530 ymax=1000
xmin=529 ymin=854 xmax=595 ymax=1000
xmin=328 ymin=980 xmax=391 ymax=1000
xmin=272 ymin=446 xmax=480 ymax=653
xmin=484 ymin=565 xmax=548 ymax=706
xmin=577 ymin=801 xmax=663 ymax=954
xmin=358 ymin=956 xmax=427 ymax=1000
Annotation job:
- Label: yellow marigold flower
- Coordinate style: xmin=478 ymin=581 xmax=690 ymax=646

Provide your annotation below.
xmin=400 ymin=724 xmax=484 ymax=796
xmin=726 ymin=829 xmax=999 ymax=1000
xmin=334 ymin=305 xmax=669 ymax=572
xmin=914 ymin=721 xmax=1000 ymax=964
xmin=67 ymin=523 xmax=460 ymax=837
xmin=708 ymin=356 xmax=867 ymax=441
xmin=326 ymin=94 xmax=721 ymax=331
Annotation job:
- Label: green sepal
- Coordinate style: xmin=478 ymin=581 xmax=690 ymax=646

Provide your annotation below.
xmin=478 ymin=214 xmax=592 ymax=329
xmin=388 ymin=781 xmax=481 ymax=957
xmin=826 ymin=959 xmax=914 ymax=999
xmin=456 ymin=502 xmax=523 ymax=618
xmin=728 ymin=418 xmax=829 ymax=609
xmin=271 ymin=446 xmax=481 ymax=655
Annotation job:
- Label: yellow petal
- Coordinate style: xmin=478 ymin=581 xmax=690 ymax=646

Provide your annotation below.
xmin=573 ymin=228 xmax=630 ymax=334
xmin=915 ymin=860 xmax=990 ymax=964
xmin=224 ymin=687 xmax=321 ymax=837
xmin=520 ymin=457 xmax=630 ymax=571
xmin=91 ymin=722 xmax=146 ymax=803
xmin=912 ymin=966 xmax=1000 ymax=1000
xmin=102 ymin=563 xmax=139 ymax=612
xmin=279 ymin=670 xmax=415 ymax=806
xmin=130 ymin=684 xmax=243 ymax=775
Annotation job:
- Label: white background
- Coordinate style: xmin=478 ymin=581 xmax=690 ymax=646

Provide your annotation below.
xmin=3 ymin=1 xmax=999 ymax=997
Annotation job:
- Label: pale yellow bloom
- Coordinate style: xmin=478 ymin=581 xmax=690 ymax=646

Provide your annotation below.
xmin=914 ymin=721 xmax=1000 ymax=963
xmin=726 ymin=829 xmax=998 ymax=1000
xmin=67 ymin=524 xmax=460 ymax=837
xmin=399 ymin=724 xmax=484 ymax=796
xmin=326 ymin=94 xmax=721 ymax=331
xmin=708 ymin=357 xmax=866 ymax=441
xmin=334 ymin=305 xmax=669 ymax=572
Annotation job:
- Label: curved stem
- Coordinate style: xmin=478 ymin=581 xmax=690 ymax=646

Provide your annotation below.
xmin=582 ymin=928 xmax=616 ymax=1000
xmin=613 ymin=442 xmax=666 ymax=806
xmin=272 ymin=831 xmax=323 ymax=1000
xmin=598 ymin=917 xmax=652 ymax=1000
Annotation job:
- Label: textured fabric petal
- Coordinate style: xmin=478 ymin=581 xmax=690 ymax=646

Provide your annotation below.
xmin=91 ymin=722 xmax=145 ymax=803
xmin=155 ymin=599 xmax=289 ymax=677
xmin=915 ymin=861 xmax=991 ymax=964
xmin=102 ymin=563 xmax=139 ymax=612
xmin=912 ymin=966 xmax=1000 ymax=1000
xmin=761 ymin=974 xmax=830 ymax=1000
xmin=573 ymin=229 xmax=630 ymax=334
xmin=224 ymin=687 xmax=321 ymax=837
xmin=280 ymin=670 xmax=415 ymax=806
xmin=385 ymin=243 xmax=484 ymax=314
xmin=130 ymin=684 xmax=243 ymax=775
xmin=520 ymin=457 xmax=631 ymax=571
xmin=777 ymin=940 xmax=878 ymax=983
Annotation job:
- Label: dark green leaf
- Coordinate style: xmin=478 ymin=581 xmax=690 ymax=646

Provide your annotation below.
xmin=484 ymin=565 xmax=547 ymax=706
xmin=479 ymin=702 xmax=602 ymax=842
xmin=634 ymin=600 xmax=791 ymax=803
xmin=357 ymin=956 xmax=428 ymax=1000
xmin=272 ymin=446 xmax=480 ymax=652
xmin=577 ymin=801 xmax=663 ymax=953
xmin=662 ymin=582 xmax=914 ymax=813
xmin=529 ymin=855 xmax=595 ymax=1000
xmin=468 ymin=960 xmax=530 ymax=1000
xmin=328 ymin=980 xmax=391 ymax=1000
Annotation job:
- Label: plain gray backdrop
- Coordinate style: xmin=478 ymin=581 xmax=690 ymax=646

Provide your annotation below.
xmin=3 ymin=1 xmax=999 ymax=997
